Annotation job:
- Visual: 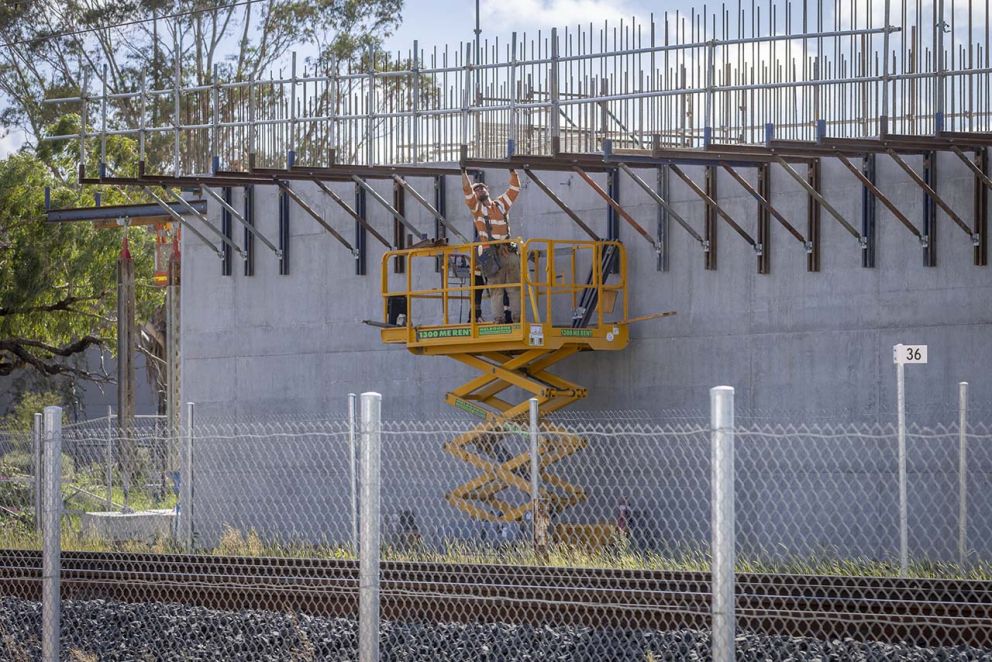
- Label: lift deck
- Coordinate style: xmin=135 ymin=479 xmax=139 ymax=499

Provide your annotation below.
xmin=375 ymin=238 xmax=668 ymax=525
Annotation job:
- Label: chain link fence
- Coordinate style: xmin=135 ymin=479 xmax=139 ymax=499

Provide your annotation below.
xmin=2 ymin=392 xmax=991 ymax=660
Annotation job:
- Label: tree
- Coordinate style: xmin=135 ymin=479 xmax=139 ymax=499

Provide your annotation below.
xmin=0 ymin=1 xmax=403 ymax=409
xmin=0 ymin=1 xmax=404 ymax=156
xmin=0 ymin=146 xmax=159 ymax=385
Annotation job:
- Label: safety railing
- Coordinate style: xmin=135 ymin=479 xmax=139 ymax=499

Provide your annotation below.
xmin=380 ymin=238 xmax=627 ymax=346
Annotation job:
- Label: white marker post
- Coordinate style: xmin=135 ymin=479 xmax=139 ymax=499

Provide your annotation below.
xmin=893 ymin=343 xmax=927 ymax=576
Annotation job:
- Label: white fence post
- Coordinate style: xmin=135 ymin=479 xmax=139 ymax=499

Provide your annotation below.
xmin=959 ymin=381 xmax=968 ymax=570
xmin=349 ymin=392 xmax=359 ymax=555
xmin=896 ymin=360 xmax=908 ymax=576
xmin=710 ymin=386 xmax=736 ymax=662
xmin=359 ymin=392 xmax=382 ymax=662
xmin=33 ymin=412 xmax=43 ymax=532
xmin=179 ymin=402 xmax=195 ymax=551
xmin=105 ymin=404 xmax=113 ymax=509
xmin=42 ymin=406 xmax=62 ymax=662
xmin=529 ymin=397 xmax=546 ymax=556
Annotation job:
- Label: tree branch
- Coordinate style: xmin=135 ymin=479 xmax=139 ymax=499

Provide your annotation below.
xmin=0 ymin=294 xmax=103 ymax=317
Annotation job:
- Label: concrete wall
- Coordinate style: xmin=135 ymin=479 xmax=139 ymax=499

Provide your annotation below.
xmin=181 ymin=153 xmax=992 ymax=560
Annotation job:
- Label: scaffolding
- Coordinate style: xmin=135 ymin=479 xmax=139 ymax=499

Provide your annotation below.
xmin=41 ymin=0 xmax=992 ymax=175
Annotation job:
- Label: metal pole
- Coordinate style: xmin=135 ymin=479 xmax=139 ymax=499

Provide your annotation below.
xmin=33 ymin=413 xmax=42 ymax=532
xmin=349 ymin=392 xmax=359 ymax=555
xmin=529 ymin=398 xmax=543 ymax=555
xmin=959 ymin=381 xmax=968 ymax=570
xmin=710 ymin=386 xmax=735 ymax=662
xmin=41 ymin=406 xmax=62 ymax=662
xmin=897 ymin=360 xmax=908 ymax=575
xmin=359 ymin=392 xmax=382 ymax=662
xmin=105 ymin=405 xmax=113 ymax=509
xmin=179 ymin=402 xmax=194 ymax=550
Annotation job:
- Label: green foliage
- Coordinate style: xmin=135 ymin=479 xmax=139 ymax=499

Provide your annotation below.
xmin=1 ymin=390 xmax=65 ymax=431
xmin=0 ymin=148 xmax=161 ymax=387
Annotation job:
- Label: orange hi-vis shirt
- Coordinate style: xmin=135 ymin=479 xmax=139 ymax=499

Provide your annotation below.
xmin=462 ymin=170 xmax=521 ymax=248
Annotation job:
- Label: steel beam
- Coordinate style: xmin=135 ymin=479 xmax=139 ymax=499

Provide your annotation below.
xmin=353 ymin=176 xmax=427 ymax=241
xmin=201 ymin=186 xmax=282 ymax=256
xmin=46 ymin=200 xmax=206 ymax=223
xmin=721 ymin=163 xmax=806 ymax=244
xmin=277 ymin=181 xmax=356 ymax=254
xmin=221 ymin=187 xmax=232 ymax=276
xmin=142 ymin=188 xmax=223 ymax=257
xmin=771 ymin=156 xmax=861 ymax=240
xmin=521 ymin=167 xmax=600 ymax=240
xmin=355 ymin=184 xmax=368 ymax=276
xmin=806 ymin=160 xmax=821 ymax=272
xmin=756 ymin=165 xmax=771 ymax=274
xmin=976 ymin=148 xmax=989 ymax=266
xmin=835 ymin=153 xmax=924 ymax=241
xmin=615 ymin=162 xmax=706 ymax=248
xmin=393 ymin=175 xmax=469 ymax=243
xmin=950 ymin=146 xmax=992 ymax=191
xmin=572 ymin=166 xmax=658 ymax=250
xmin=704 ymin=166 xmax=718 ymax=270
xmin=312 ymin=179 xmax=391 ymax=248
xmin=670 ymin=164 xmax=758 ymax=249
xmin=243 ymin=185 xmax=255 ymax=276
xmin=861 ymin=155 xmax=877 ymax=268
xmin=885 ymin=149 xmax=973 ymax=238
xmin=923 ymin=152 xmax=937 ymax=267
xmin=170 ymin=191 xmax=246 ymax=259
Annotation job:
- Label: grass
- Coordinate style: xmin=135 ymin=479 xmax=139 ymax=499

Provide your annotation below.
xmin=1 ymin=517 xmax=989 ymax=580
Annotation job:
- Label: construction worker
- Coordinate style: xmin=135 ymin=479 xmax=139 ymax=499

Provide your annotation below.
xmin=461 ymin=168 xmax=522 ymax=323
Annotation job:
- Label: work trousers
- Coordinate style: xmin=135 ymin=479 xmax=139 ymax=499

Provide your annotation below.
xmin=486 ymin=250 xmax=521 ymax=323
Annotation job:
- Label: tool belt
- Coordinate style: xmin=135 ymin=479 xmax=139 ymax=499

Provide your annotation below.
xmin=477 ymin=214 xmax=515 ymax=277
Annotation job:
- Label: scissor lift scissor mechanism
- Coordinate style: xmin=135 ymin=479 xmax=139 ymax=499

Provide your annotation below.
xmin=375 ymin=238 xmax=663 ymax=525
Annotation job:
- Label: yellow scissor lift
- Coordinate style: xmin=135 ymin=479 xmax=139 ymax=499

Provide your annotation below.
xmin=376 ymin=238 xmax=631 ymax=527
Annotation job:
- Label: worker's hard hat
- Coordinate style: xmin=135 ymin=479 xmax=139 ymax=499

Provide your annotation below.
xmin=472 ymin=181 xmax=488 ymax=190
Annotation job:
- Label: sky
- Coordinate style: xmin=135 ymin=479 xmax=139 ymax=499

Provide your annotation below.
xmin=382 ymin=0 xmax=651 ymax=53
xmin=0 ymin=0 xmax=660 ymax=158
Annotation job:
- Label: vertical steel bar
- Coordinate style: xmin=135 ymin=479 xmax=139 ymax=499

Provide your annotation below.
xmin=359 ymin=391 xmax=382 ymax=662
xmin=349 ymin=392 xmax=359 ymax=555
xmin=180 ymin=402 xmax=194 ymax=550
xmin=897 ymin=360 xmax=908 ymax=576
xmin=42 ymin=406 xmax=62 ymax=662
xmin=33 ymin=412 xmax=42 ymax=532
xmin=550 ymin=28 xmax=561 ymax=154
xmin=710 ymin=386 xmax=735 ymax=662
xmin=173 ymin=28 xmax=182 ymax=176
xmin=959 ymin=381 xmax=968 ymax=570
xmin=99 ymin=63 xmax=107 ymax=176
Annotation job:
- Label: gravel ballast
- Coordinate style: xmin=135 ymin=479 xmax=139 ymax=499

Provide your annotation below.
xmin=1 ymin=597 xmax=990 ymax=661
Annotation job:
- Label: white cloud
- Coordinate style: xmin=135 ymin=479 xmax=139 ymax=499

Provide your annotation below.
xmin=480 ymin=0 xmax=644 ymax=33
xmin=0 ymin=129 xmax=25 ymax=159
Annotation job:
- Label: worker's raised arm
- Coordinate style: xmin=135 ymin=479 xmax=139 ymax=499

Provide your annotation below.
xmin=496 ymin=169 xmax=521 ymax=211
xmin=461 ymin=169 xmax=478 ymax=210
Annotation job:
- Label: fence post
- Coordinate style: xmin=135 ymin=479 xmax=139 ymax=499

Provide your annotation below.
xmin=710 ymin=386 xmax=735 ymax=662
xmin=896 ymin=360 xmax=908 ymax=575
xmin=179 ymin=402 xmax=195 ymax=551
xmin=105 ymin=405 xmax=113 ymax=509
xmin=349 ymin=392 xmax=359 ymax=555
xmin=959 ymin=381 xmax=968 ymax=570
xmin=33 ymin=412 xmax=43 ymax=533
xmin=42 ymin=405 xmax=62 ymax=662
xmin=529 ymin=397 xmax=547 ymax=557
xmin=359 ymin=392 xmax=382 ymax=662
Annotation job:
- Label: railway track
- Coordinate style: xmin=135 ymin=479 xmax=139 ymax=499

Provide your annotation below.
xmin=1 ymin=549 xmax=990 ymax=649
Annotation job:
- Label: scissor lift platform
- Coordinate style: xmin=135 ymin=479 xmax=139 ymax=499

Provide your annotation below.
xmin=375 ymin=238 xmax=645 ymax=523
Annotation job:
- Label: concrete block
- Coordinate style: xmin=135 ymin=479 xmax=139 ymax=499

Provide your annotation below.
xmin=81 ymin=509 xmax=175 ymax=545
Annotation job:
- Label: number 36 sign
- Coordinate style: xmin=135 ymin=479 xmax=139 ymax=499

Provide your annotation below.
xmin=893 ymin=344 xmax=928 ymax=364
